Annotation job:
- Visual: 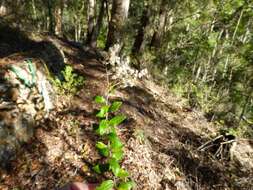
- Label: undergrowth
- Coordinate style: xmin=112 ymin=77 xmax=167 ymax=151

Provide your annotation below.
xmin=93 ymin=83 xmax=135 ymax=190
xmin=170 ymin=81 xmax=253 ymax=138
xmin=50 ymin=65 xmax=84 ymax=95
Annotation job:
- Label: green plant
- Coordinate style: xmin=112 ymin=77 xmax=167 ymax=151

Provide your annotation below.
xmin=221 ymin=124 xmax=253 ymax=138
xmin=93 ymin=86 xmax=135 ymax=190
xmin=50 ymin=65 xmax=84 ymax=95
xmin=97 ymin=26 xmax=107 ymax=49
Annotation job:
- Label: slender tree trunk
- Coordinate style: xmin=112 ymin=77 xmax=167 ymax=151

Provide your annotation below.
xmin=0 ymin=0 xmax=7 ymax=17
xmin=105 ymin=0 xmax=110 ymax=24
xmin=239 ymin=95 xmax=250 ymax=124
xmin=89 ymin=0 xmax=106 ymax=48
xmin=105 ymin=0 xmax=130 ymax=50
xmin=150 ymin=0 xmax=168 ymax=48
xmin=132 ymin=6 xmax=150 ymax=54
xmin=54 ymin=0 xmax=63 ymax=36
xmin=150 ymin=0 xmax=175 ymax=48
xmin=47 ymin=0 xmax=54 ymax=34
xmin=223 ymin=9 xmax=244 ymax=78
xmin=74 ymin=15 xmax=78 ymax=41
xmin=86 ymin=0 xmax=96 ymax=44
xmin=31 ymin=0 xmax=37 ymax=19
xmin=78 ymin=21 xmax=82 ymax=41
xmin=202 ymin=21 xmax=215 ymax=83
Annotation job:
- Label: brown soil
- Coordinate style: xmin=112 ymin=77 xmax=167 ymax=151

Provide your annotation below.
xmin=0 ymin=33 xmax=252 ymax=190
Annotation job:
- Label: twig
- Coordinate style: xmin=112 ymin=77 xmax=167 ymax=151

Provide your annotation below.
xmin=197 ymin=135 xmax=223 ymax=151
xmin=220 ymin=139 xmax=236 ymax=145
xmin=214 ymin=145 xmax=222 ymax=157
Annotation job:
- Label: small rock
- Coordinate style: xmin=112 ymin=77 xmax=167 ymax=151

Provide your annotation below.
xmin=231 ymin=139 xmax=253 ymax=171
xmin=175 ymin=180 xmax=192 ymax=190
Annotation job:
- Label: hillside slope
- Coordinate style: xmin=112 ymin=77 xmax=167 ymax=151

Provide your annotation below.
xmin=0 ymin=28 xmax=252 ymax=190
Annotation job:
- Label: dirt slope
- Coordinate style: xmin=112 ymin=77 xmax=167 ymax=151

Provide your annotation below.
xmin=0 ymin=32 xmax=252 ymax=190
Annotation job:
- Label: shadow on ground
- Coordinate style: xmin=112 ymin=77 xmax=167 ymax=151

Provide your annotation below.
xmin=0 ymin=21 xmax=252 ymax=190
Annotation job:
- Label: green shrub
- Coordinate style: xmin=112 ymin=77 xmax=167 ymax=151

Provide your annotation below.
xmin=50 ymin=65 xmax=84 ymax=95
xmin=93 ymin=86 xmax=135 ymax=190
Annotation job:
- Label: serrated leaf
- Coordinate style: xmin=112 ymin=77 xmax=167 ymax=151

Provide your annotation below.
xmin=117 ymin=181 xmax=135 ymax=190
xmin=117 ymin=168 xmax=129 ymax=178
xmin=108 ymin=133 xmax=123 ymax=149
xmin=95 ymin=96 xmax=106 ymax=104
xmin=96 ymin=142 xmax=109 ymax=157
xmin=95 ymin=120 xmax=109 ymax=135
xmin=109 ymin=101 xmax=122 ymax=112
xmin=96 ymin=180 xmax=114 ymax=190
xmin=109 ymin=158 xmax=121 ymax=177
xmin=109 ymin=115 xmax=126 ymax=127
xmin=96 ymin=105 xmax=110 ymax=118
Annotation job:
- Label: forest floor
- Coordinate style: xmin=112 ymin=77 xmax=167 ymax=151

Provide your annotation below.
xmin=0 ymin=29 xmax=253 ymax=190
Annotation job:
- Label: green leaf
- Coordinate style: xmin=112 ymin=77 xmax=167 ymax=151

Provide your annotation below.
xmin=109 ymin=158 xmax=121 ymax=177
xmin=96 ymin=180 xmax=114 ymax=190
xmin=95 ymin=120 xmax=109 ymax=135
xmin=93 ymin=164 xmax=109 ymax=174
xmin=93 ymin=123 xmax=99 ymax=131
xmin=117 ymin=168 xmax=129 ymax=178
xmin=93 ymin=164 xmax=102 ymax=174
xmin=108 ymin=133 xmax=124 ymax=161
xmin=108 ymin=133 xmax=123 ymax=149
xmin=95 ymin=96 xmax=106 ymax=104
xmin=109 ymin=101 xmax=122 ymax=112
xmin=96 ymin=105 xmax=110 ymax=118
xmin=111 ymin=149 xmax=124 ymax=161
xmin=96 ymin=141 xmax=108 ymax=149
xmin=117 ymin=181 xmax=135 ymax=190
xmin=109 ymin=115 xmax=126 ymax=127
xmin=96 ymin=142 xmax=109 ymax=157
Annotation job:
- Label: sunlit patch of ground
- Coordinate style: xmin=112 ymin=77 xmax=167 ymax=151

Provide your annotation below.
xmin=0 ymin=35 xmax=252 ymax=190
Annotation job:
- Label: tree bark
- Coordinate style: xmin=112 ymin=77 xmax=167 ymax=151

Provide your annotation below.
xmin=89 ymin=0 xmax=106 ymax=48
xmin=86 ymin=0 xmax=96 ymax=44
xmin=150 ymin=0 xmax=168 ymax=48
xmin=239 ymin=95 xmax=250 ymax=124
xmin=47 ymin=0 xmax=54 ymax=34
xmin=132 ymin=6 xmax=150 ymax=54
xmin=105 ymin=0 xmax=130 ymax=50
xmin=0 ymin=0 xmax=7 ymax=17
xmin=54 ymin=0 xmax=63 ymax=36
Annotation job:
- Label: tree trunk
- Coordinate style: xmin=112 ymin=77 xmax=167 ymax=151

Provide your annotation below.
xmin=47 ymin=0 xmax=54 ymax=34
xmin=132 ymin=6 xmax=150 ymax=54
xmin=31 ymin=0 xmax=37 ymax=19
xmin=89 ymin=0 xmax=106 ymax=48
xmin=54 ymin=0 xmax=63 ymax=36
xmin=239 ymin=95 xmax=250 ymax=124
xmin=105 ymin=0 xmax=130 ymax=50
xmin=0 ymin=0 xmax=7 ymax=17
xmin=86 ymin=0 xmax=96 ymax=44
xmin=150 ymin=0 xmax=168 ymax=48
